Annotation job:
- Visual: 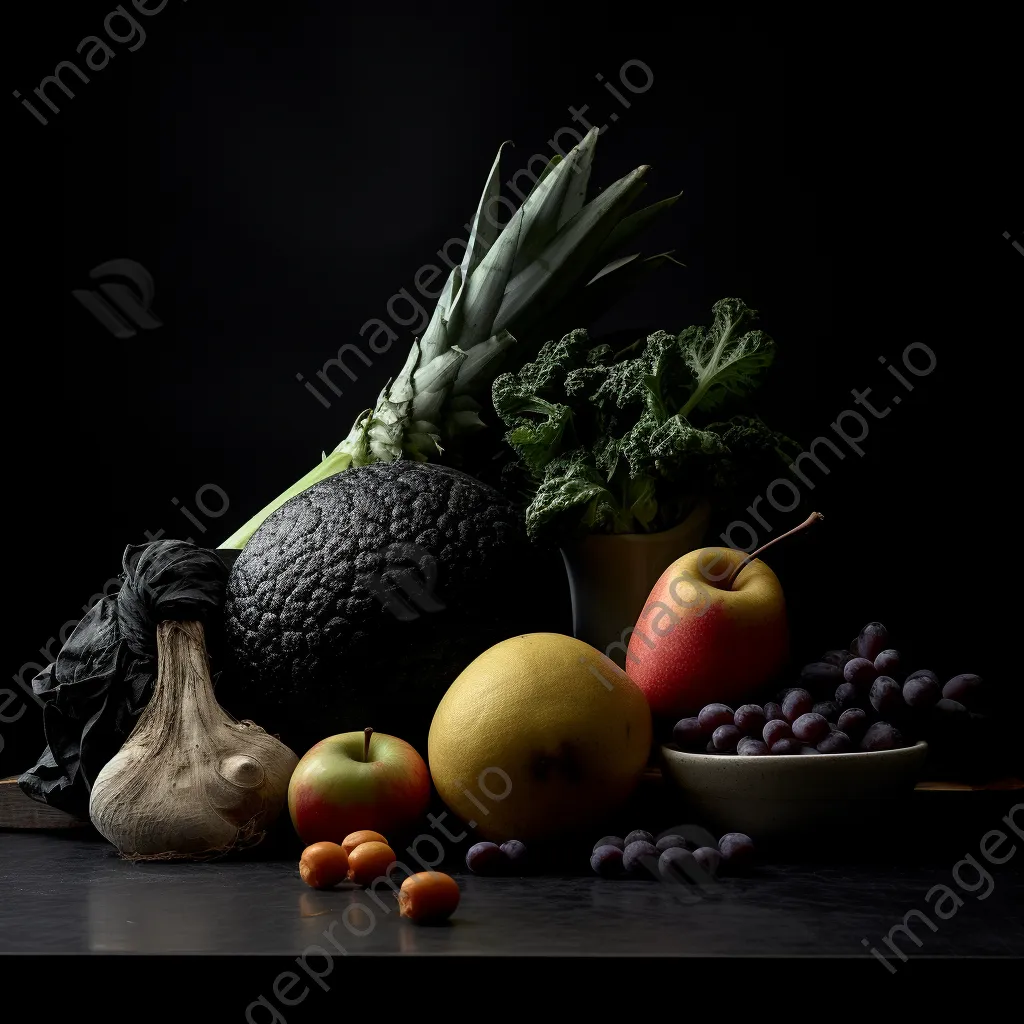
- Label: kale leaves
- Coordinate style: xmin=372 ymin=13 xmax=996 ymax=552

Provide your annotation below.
xmin=492 ymin=298 xmax=798 ymax=543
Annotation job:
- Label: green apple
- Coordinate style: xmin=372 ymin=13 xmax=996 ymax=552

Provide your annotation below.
xmin=288 ymin=727 xmax=430 ymax=844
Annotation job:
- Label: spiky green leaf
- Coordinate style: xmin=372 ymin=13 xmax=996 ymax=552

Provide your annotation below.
xmin=597 ymin=191 xmax=683 ymax=257
xmin=418 ymin=264 xmax=462 ymax=363
xmin=493 ymin=165 xmax=649 ymax=336
xmin=557 ymin=130 xmax=597 ymax=229
xmin=461 ymin=141 xmax=511 ymax=282
xmin=452 ymin=330 xmax=516 ymax=396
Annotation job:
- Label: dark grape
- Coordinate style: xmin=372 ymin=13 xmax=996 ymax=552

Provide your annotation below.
xmin=656 ymin=834 xmax=690 ymax=853
xmin=822 ymin=649 xmax=854 ymax=668
xmin=837 ymin=707 xmax=869 ymax=738
xmin=844 ymin=657 xmax=878 ymax=689
xmin=860 ymin=721 xmax=905 ymax=752
xmin=466 ymin=842 xmax=507 ymax=874
xmin=817 ymin=730 xmax=853 ymax=754
xmin=737 ymin=737 xmax=770 ymax=756
xmin=800 ymin=745 xmax=822 ymax=754
xmin=763 ymin=719 xmax=793 ymax=746
xmin=849 ymin=636 xmax=861 ymax=657
xmin=719 ymin=833 xmax=756 ymax=873
xmin=705 ymin=739 xmax=721 ymax=754
xmin=870 ymin=676 xmax=903 ymax=716
xmin=692 ymin=846 xmax=722 ymax=877
xmin=801 ymin=661 xmax=843 ymax=689
xmin=500 ymin=840 xmax=527 ymax=869
xmin=764 ymin=701 xmax=785 ymax=722
xmin=874 ymin=649 xmax=902 ymax=678
xmin=782 ymin=688 xmax=814 ymax=722
xmin=734 ymin=704 xmax=767 ymax=736
xmin=903 ymin=675 xmax=941 ymax=710
xmin=770 ymin=737 xmax=802 ymax=755
xmin=659 ymin=846 xmax=698 ymax=883
xmin=834 ymin=682 xmax=862 ymax=711
xmin=622 ymin=841 xmax=659 ymax=876
xmin=698 ymin=703 xmax=735 ymax=731
xmin=590 ymin=845 xmax=624 ymax=878
xmin=593 ymin=835 xmax=624 ymax=853
xmin=931 ymin=698 xmax=969 ymax=726
xmin=792 ymin=712 xmax=830 ymax=744
xmin=943 ymin=674 xmax=982 ymax=707
xmin=713 ymin=724 xmax=742 ymax=751
xmin=812 ymin=701 xmax=839 ymax=722
xmin=672 ymin=716 xmax=706 ymax=750
xmin=906 ymin=668 xmax=939 ymax=686
xmin=857 ymin=622 xmax=889 ymax=662
xmin=624 ymin=829 xmax=654 ymax=847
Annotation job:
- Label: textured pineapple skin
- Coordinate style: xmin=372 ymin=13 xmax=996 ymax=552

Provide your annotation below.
xmin=221 ymin=462 xmax=556 ymax=755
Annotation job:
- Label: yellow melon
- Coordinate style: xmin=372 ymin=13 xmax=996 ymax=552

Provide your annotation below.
xmin=428 ymin=633 xmax=652 ymax=842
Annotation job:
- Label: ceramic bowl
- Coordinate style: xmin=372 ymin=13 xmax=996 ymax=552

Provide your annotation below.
xmin=660 ymin=741 xmax=928 ymax=843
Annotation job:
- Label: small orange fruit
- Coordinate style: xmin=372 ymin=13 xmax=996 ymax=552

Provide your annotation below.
xmin=398 ymin=871 xmax=460 ymax=924
xmin=341 ymin=830 xmax=388 ymax=856
xmin=299 ymin=842 xmax=349 ymax=889
xmin=346 ymin=841 xmax=396 ymax=886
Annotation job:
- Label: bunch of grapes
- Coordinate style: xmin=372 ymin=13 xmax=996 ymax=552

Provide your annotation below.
xmin=672 ymin=622 xmax=988 ymax=764
xmin=465 ymin=840 xmax=529 ymax=874
xmin=590 ymin=829 xmax=755 ymax=881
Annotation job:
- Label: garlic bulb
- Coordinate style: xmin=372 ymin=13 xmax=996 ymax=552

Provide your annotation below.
xmin=89 ymin=620 xmax=298 ymax=860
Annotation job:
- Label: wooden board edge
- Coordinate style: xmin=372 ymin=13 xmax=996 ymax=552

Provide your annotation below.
xmin=0 ymin=776 xmax=90 ymax=829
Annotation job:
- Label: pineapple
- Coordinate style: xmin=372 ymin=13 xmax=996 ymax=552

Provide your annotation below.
xmin=221 ymin=127 xmax=678 ymax=549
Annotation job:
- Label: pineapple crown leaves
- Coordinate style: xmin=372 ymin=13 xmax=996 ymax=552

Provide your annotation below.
xmin=417 ymin=127 xmax=672 ymax=381
xmin=337 ymin=128 xmax=680 ymax=468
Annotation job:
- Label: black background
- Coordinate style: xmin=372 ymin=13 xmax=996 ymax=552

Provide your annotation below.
xmin=2 ymin=4 xmax=1020 ymax=775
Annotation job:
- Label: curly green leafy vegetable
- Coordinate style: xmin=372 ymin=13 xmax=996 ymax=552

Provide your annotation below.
xmin=492 ymin=298 xmax=799 ymax=543
xmin=678 ymin=297 xmax=775 ymax=417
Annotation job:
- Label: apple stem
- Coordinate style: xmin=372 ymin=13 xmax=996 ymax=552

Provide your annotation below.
xmin=727 ymin=512 xmax=824 ymax=589
xmin=363 ymin=727 xmax=373 ymax=763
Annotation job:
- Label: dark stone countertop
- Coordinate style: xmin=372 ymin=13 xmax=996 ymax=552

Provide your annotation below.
xmin=2 ymin=830 xmax=1022 ymax=962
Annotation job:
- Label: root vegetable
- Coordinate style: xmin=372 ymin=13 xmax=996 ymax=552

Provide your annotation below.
xmin=88 ymin=620 xmax=298 ymax=860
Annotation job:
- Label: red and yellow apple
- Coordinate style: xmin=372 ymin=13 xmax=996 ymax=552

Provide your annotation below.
xmin=626 ymin=546 xmax=789 ymax=718
xmin=288 ymin=728 xmax=430 ymax=845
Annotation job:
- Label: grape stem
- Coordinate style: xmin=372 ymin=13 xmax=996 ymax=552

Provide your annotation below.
xmin=363 ymin=727 xmax=373 ymax=763
xmin=727 ymin=512 xmax=824 ymax=589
